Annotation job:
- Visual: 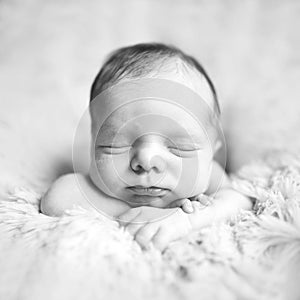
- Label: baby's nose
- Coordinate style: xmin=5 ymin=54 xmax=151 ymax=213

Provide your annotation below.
xmin=130 ymin=142 xmax=166 ymax=174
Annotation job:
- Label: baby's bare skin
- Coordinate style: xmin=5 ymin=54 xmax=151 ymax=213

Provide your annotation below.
xmin=40 ymin=171 xmax=200 ymax=218
xmin=41 ymin=160 xmax=252 ymax=251
xmin=40 ymin=173 xmax=131 ymax=218
xmin=40 ymin=170 xmax=207 ymax=218
xmin=41 ymin=156 xmax=227 ymax=218
xmin=41 ymin=160 xmax=250 ymax=218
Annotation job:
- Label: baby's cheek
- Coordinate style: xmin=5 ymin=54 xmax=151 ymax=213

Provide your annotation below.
xmin=95 ymin=154 xmax=131 ymax=192
xmin=94 ymin=151 xmax=110 ymax=164
xmin=95 ymin=156 xmax=115 ymax=179
xmin=89 ymin=155 xmax=117 ymax=196
xmin=188 ymin=156 xmax=213 ymax=194
xmin=168 ymin=157 xmax=199 ymax=198
xmin=201 ymin=161 xmax=214 ymax=192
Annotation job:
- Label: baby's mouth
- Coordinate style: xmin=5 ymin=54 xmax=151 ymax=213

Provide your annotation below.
xmin=126 ymin=186 xmax=169 ymax=197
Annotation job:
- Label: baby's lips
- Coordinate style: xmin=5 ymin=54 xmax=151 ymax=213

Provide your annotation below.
xmin=126 ymin=186 xmax=169 ymax=197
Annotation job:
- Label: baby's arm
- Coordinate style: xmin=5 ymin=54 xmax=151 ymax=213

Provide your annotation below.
xmin=207 ymin=160 xmax=253 ymax=209
xmin=187 ymin=161 xmax=253 ymax=229
xmin=40 ymin=173 xmax=130 ymax=217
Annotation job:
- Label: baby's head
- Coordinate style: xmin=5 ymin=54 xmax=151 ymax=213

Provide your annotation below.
xmin=88 ymin=43 xmax=223 ymax=208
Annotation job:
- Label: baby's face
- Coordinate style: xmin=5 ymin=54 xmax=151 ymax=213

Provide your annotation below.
xmin=89 ymin=79 xmax=219 ymax=208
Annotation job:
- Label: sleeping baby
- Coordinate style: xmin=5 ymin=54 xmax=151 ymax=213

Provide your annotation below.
xmin=41 ymin=43 xmax=253 ymax=251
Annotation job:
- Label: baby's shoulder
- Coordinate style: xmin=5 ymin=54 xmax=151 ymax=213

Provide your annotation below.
xmin=47 ymin=173 xmax=85 ymax=197
xmin=41 ymin=173 xmax=130 ymax=217
xmin=40 ymin=173 xmax=96 ymax=216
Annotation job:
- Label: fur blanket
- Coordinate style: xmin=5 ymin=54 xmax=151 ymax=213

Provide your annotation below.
xmin=0 ymin=151 xmax=300 ymax=300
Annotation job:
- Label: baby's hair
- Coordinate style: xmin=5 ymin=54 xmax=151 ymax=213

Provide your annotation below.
xmin=90 ymin=42 xmax=220 ymax=115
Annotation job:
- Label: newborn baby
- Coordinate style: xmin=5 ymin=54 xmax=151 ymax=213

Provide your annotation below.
xmin=41 ymin=43 xmax=252 ymax=251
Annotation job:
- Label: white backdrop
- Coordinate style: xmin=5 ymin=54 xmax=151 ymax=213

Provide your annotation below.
xmin=0 ymin=0 xmax=299 ymax=196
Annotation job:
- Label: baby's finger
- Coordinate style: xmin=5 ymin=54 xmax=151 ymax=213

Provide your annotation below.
xmin=151 ymin=228 xmax=171 ymax=252
xmin=189 ymin=194 xmax=213 ymax=210
xmin=116 ymin=207 xmax=141 ymax=225
xmin=197 ymin=194 xmax=213 ymax=207
xmin=134 ymin=223 xmax=160 ymax=250
xmin=125 ymin=222 xmax=145 ymax=237
xmin=181 ymin=199 xmax=194 ymax=214
xmin=167 ymin=199 xmax=187 ymax=208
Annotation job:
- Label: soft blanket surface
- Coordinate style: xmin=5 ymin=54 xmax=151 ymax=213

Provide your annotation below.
xmin=0 ymin=151 xmax=300 ymax=300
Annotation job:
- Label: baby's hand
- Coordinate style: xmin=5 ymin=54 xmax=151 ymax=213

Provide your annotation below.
xmin=116 ymin=206 xmax=192 ymax=251
xmin=168 ymin=194 xmax=213 ymax=214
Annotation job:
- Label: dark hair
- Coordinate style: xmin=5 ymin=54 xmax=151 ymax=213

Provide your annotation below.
xmin=90 ymin=43 xmax=220 ymax=115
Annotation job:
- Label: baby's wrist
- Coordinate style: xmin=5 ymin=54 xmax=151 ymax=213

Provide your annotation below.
xmin=185 ymin=205 xmax=210 ymax=230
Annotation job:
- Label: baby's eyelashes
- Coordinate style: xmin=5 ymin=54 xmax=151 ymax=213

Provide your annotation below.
xmin=97 ymin=145 xmax=131 ymax=154
xmin=167 ymin=146 xmax=202 ymax=157
xmin=96 ymin=144 xmax=202 ymax=157
xmin=168 ymin=145 xmax=202 ymax=151
xmin=97 ymin=145 xmax=130 ymax=148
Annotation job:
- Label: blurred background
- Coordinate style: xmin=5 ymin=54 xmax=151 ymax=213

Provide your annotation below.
xmin=0 ymin=0 xmax=299 ymax=196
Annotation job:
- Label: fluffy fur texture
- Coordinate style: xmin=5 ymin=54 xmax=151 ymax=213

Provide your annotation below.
xmin=0 ymin=151 xmax=299 ymax=300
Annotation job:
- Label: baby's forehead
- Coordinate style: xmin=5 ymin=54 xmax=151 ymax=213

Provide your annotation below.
xmin=90 ymin=78 xmax=218 ymax=139
xmin=106 ymin=104 xmax=204 ymax=128
xmin=93 ymin=101 xmax=215 ymax=147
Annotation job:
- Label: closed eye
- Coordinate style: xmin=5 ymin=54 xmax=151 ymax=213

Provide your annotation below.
xmin=168 ymin=146 xmax=201 ymax=157
xmin=97 ymin=145 xmax=131 ymax=154
xmin=168 ymin=145 xmax=202 ymax=151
